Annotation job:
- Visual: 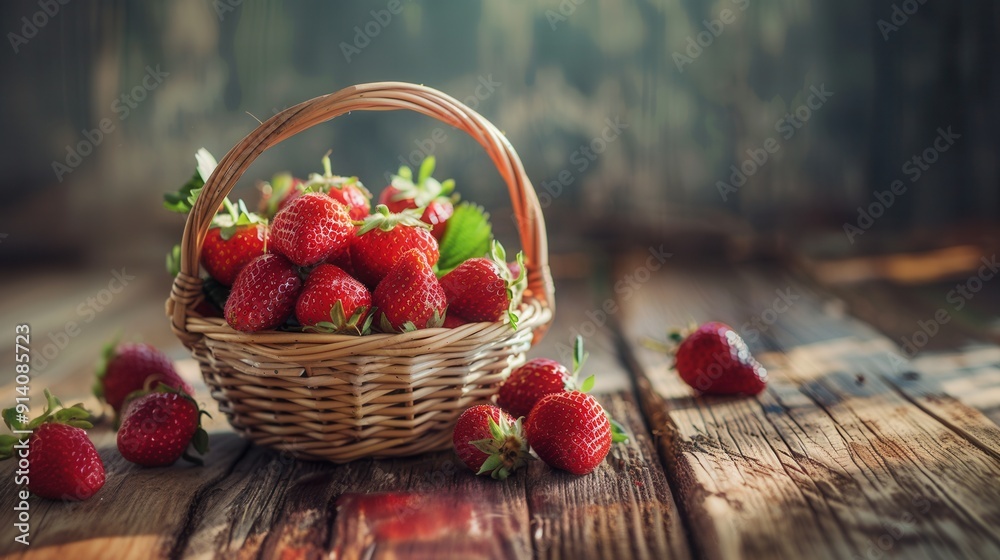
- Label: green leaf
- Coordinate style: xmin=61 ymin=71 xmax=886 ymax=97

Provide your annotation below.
xmin=163 ymin=172 xmax=203 ymax=213
xmin=580 ymin=375 xmax=596 ymax=393
xmin=0 ymin=435 xmax=18 ymax=460
xmin=436 ymin=203 xmax=493 ymax=275
xmin=166 ymin=244 xmax=182 ymax=277
xmin=417 ymin=156 xmax=436 ymax=186
xmin=194 ymin=148 xmax=218 ymax=183
xmin=609 ymin=416 xmax=630 ymax=444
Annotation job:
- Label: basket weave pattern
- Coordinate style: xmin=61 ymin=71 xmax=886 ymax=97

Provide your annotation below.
xmin=166 ymin=82 xmax=554 ymax=462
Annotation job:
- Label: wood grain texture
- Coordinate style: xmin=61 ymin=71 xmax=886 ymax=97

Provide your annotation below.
xmin=525 ymin=392 xmax=691 ymax=560
xmin=0 ymin=276 xmax=690 ymax=559
xmin=616 ymin=258 xmax=1000 ymax=559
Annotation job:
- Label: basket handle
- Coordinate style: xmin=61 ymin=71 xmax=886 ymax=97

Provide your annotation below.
xmin=168 ymin=82 xmax=554 ymax=342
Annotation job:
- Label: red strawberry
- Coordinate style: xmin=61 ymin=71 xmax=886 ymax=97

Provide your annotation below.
xmin=295 ymin=264 xmax=372 ymax=334
xmin=442 ymin=314 xmax=469 ymax=328
xmin=674 ymin=322 xmax=768 ymax=395
xmin=201 ymin=200 xmax=269 ymax=286
xmin=452 ymin=404 xmax=530 ymax=479
xmin=440 ymin=240 xmax=526 ymax=326
xmin=525 ymin=391 xmax=612 ymax=475
xmin=117 ymin=388 xmax=209 ymax=467
xmin=372 ymin=249 xmax=447 ymax=332
xmin=497 ymin=335 xmax=587 ymax=419
xmin=351 ymin=205 xmax=439 ymax=288
xmin=301 ymin=152 xmax=372 ymax=221
xmin=94 ymin=340 xmax=192 ymax=415
xmin=0 ymin=391 xmax=104 ymax=500
xmin=224 ymin=253 xmax=303 ymax=332
xmin=497 ymin=359 xmax=572 ymax=419
xmin=271 ymin=192 xmax=354 ymax=267
xmin=379 ymin=157 xmax=455 ymax=240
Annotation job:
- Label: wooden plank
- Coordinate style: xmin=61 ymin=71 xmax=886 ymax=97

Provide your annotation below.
xmin=0 ymin=429 xmax=250 ymax=559
xmin=0 ymin=276 xmax=690 ymax=558
xmin=525 ymin=392 xmax=691 ymax=560
xmin=616 ymin=258 xmax=1000 ymax=559
xmin=808 ymin=276 xmax=1000 ymax=426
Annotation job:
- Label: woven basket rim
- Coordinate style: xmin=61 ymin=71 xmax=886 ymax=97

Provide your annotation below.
xmin=167 ymin=81 xmax=554 ymax=347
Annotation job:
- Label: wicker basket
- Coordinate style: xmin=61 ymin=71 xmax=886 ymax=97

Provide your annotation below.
xmin=166 ymin=82 xmax=554 ymax=462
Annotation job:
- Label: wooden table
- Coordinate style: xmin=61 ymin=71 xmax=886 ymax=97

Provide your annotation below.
xmin=2 ymin=253 xmax=1000 ymax=559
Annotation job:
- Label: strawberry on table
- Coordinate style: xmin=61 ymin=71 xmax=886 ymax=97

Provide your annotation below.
xmin=670 ymin=321 xmax=768 ymax=396
xmin=295 ymin=264 xmax=372 ymax=334
xmin=0 ymin=391 xmax=105 ymax=500
xmin=525 ymin=391 xmax=612 ymax=476
xmin=452 ymin=404 xmax=530 ymax=479
xmin=94 ymin=339 xmax=192 ymax=416
xmin=440 ymin=239 xmax=526 ymax=327
xmin=496 ymin=335 xmax=586 ymax=419
xmin=351 ymin=205 xmax=439 ymax=289
xmin=225 ymin=253 xmax=303 ymax=332
xmin=379 ymin=157 xmax=455 ymax=240
xmin=117 ymin=386 xmax=209 ymax=467
xmin=372 ymin=249 xmax=447 ymax=332
xmin=201 ymin=199 xmax=269 ymax=286
xmin=271 ymin=192 xmax=354 ymax=267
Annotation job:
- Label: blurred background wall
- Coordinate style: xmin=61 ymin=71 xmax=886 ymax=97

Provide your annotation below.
xmin=0 ymin=0 xmax=997 ymax=271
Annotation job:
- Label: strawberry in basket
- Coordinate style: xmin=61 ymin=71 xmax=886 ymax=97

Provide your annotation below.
xmin=379 ymin=157 xmax=455 ymax=240
xmin=164 ymin=149 xmax=268 ymax=287
xmin=351 ymin=205 xmax=439 ymax=289
xmin=440 ymin=239 xmax=526 ymax=328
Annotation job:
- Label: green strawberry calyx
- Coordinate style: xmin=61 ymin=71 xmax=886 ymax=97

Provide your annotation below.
xmin=559 ymin=336 xmax=630 ymax=445
xmin=356 ymin=204 xmax=431 ymax=234
xmin=210 ymin=198 xmax=268 ymax=241
xmin=389 ymin=156 xmax=456 ymax=209
xmin=0 ymin=390 xmax=93 ymax=459
xmin=640 ymin=320 xmax=700 ymax=356
xmin=301 ymin=151 xmax=372 ymax=199
xmin=489 ymin=239 xmax=527 ymax=330
xmin=379 ymin=308 xmax=446 ymax=334
xmin=304 ymin=302 xmax=374 ymax=336
xmin=163 ymin=148 xmax=217 ymax=214
xmin=470 ymin=413 xmax=530 ymax=480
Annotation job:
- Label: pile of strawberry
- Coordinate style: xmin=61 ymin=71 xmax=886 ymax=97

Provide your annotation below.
xmin=452 ymin=337 xmax=629 ymax=479
xmin=166 ymin=150 xmax=525 ymax=335
xmin=0 ymin=341 xmax=209 ymax=501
